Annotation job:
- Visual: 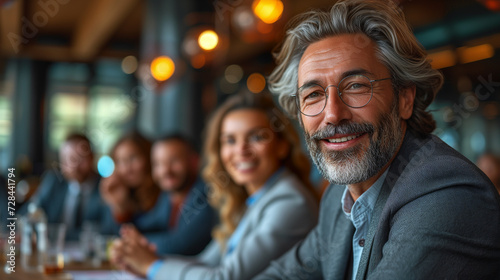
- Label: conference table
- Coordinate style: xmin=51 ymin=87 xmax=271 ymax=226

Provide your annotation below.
xmin=0 ymin=243 xmax=144 ymax=280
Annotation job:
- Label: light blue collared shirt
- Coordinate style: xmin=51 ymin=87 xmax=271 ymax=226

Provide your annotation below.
xmin=341 ymin=169 xmax=388 ymax=280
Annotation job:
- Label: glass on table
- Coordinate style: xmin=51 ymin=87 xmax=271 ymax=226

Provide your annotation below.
xmin=0 ymin=231 xmax=9 ymax=273
xmin=20 ymin=217 xmax=44 ymax=273
xmin=39 ymin=223 xmax=66 ymax=275
xmin=79 ymin=221 xmax=99 ymax=262
xmin=78 ymin=222 xmax=117 ymax=268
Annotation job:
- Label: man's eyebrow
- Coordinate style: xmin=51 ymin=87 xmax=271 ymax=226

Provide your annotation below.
xmin=341 ymin=69 xmax=374 ymax=79
xmin=298 ymin=80 xmax=323 ymax=91
xmin=298 ymin=68 xmax=376 ymax=90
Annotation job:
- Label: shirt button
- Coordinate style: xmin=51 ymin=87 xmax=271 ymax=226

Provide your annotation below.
xmin=359 ymin=239 xmax=365 ymax=247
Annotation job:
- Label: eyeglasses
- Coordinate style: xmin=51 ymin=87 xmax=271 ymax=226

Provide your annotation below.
xmin=293 ymin=74 xmax=391 ymax=117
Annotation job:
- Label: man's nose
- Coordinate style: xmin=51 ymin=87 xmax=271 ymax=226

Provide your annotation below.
xmin=322 ymin=86 xmax=353 ymax=125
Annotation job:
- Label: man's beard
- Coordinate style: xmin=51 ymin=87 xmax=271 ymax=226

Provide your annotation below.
xmin=163 ymin=172 xmax=193 ymax=193
xmin=304 ymin=101 xmax=403 ymax=185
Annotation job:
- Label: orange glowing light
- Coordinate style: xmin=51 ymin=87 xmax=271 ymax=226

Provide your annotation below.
xmin=247 ymin=73 xmax=266 ymax=93
xmin=482 ymin=0 xmax=500 ymax=11
xmin=150 ymin=56 xmax=175 ymax=81
xmin=427 ymin=49 xmax=457 ymax=69
xmin=252 ymin=0 xmax=284 ymax=24
xmin=198 ymin=30 xmax=219 ymax=51
xmin=458 ymin=44 xmax=494 ymax=64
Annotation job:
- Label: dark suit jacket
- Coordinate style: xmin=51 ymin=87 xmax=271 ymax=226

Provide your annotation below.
xmin=0 ymin=175 xmax=7 ymax=223
xmin=140 ymin=179 xmax=216 ymax=255
xmin=256 ymin=132 xmax=500 ymax=279
xmin=101 ymin=179 xmax=216 ymax=256
xmin=23 ymin=170 xmax=112 ymax=240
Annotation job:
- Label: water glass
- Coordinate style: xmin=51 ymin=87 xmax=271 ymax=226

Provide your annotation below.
xmin=39 ymin=223 xmax=66 ymax=275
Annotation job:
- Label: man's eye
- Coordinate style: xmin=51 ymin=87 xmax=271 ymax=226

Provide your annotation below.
xmin=305 ymin=91 xmax=323 ymax=99
xmin=302 ymin=90 xmax=325 ymax=104
xmin=343 ymin=82 xmax=370 ymax=93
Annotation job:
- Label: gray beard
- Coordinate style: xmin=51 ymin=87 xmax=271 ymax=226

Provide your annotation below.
xmin=305 ymin=102 xmax=402 ymax=185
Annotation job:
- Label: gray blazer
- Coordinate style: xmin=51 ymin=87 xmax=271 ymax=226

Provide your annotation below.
xmin=255 ymin=132 xmax=500 ymax=279
xmin=153 ymin=169 xmax=319 ymax=280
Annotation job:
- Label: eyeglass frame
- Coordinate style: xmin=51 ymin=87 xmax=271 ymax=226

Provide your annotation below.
xmin=292 ymin=74 xmax=392 ymax=117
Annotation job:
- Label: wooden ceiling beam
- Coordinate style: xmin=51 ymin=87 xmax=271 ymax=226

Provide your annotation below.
xmin=22 ymin=45 xmax=73 ymax=61
xmin=0 ymin=0 xmax=23 ymax=56
xmin=71 ymin=0 xmax=140 ymax=61
xmin=19 ymin=44 xmax=136 ymax=62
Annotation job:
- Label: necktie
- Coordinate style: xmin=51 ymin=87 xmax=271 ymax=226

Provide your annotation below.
xmin=74 ymin=191 xmax=84 ymax=229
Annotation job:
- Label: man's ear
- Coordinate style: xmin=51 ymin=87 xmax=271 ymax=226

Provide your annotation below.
xmin=399 ymin=85 xmax=416 ymax=120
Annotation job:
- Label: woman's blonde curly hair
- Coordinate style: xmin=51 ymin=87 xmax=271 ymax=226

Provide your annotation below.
xmin=202 ymin=91 xmax=317 ymax=248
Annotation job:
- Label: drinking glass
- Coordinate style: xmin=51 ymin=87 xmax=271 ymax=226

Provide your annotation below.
xmin=39 ymin=223 xmax=66 ymax=275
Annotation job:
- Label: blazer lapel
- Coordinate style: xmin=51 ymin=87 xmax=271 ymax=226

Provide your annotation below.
xmin=355 ymin=132 xmax=418 ymax=279
xmin=355 ymin=180 xmax=391 ymax=280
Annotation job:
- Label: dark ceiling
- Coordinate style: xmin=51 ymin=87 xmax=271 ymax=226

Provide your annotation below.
xmin=1 ymin=0 xmax=500 ymax=81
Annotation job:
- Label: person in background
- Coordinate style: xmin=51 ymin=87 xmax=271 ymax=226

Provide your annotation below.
xmin=23 ymin=133 xmax=106 ymax=240
xmin=110 ymin=91 xmax=319 ymax=280
xmin=476 ymin=152 xmax=500 ymax=194
xmin=99 ymin=132 xmax=161 ymax=235
xmin=253 ymin=0 xmax=500 ymax=278
xmin=121 ymin=135 xmax=216 ymax=255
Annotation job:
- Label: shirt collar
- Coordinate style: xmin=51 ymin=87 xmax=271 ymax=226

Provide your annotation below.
xmin=68 ymin=174 xmax=97 ymax=195
xmin=245 ymin=166 xmax=285 ymax=207
xmin=341 ymin=168 xmax=389 ymax=219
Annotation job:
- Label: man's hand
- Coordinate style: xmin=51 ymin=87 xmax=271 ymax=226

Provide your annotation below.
xmin=99 ymin=174 xmax=132 ymax=214
xmin=120 ymin=224 xmax=157 ymax=253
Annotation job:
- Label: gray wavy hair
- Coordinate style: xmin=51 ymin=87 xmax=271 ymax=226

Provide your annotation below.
xmin=269 ymin=0 xmax=443 ymax=137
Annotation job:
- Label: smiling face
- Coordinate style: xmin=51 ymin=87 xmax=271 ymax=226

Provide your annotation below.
xmin=152 ymin=140 xmax=196 ymax=193
xmin=298 ymin=34 xmax=415 ymax=189
xmin=114 ymin=140 xmax=149 ymax=188
xmin=219 ymin=109 xmax=289 ymax=194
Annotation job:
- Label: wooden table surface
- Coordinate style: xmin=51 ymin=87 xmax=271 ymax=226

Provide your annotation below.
xmin=1 ymin=259 xmax=117 ymax=280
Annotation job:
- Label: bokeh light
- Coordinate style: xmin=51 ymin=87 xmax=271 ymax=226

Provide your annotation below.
xmin=458 ymin=44 xmax=494 ymax=64
xmin=150 ymin=56 xmax=175 ymax=81
xmin=439 ymin=129 xmax=459 ymax=150
xmin=252 ymin=0 xmax=284 ymax=24
xmin=471 ymin=131 xmax=486 ymax=154
xmin=121 ymin=55 xmax=138 ymax=74
xmin=97 ymin=155 xmax=115 ymax=178
xmin=234 ymin=8 xmax=255 ymax=30
xmin=225 ymin=64 xmax=244 ymax=83
xmin=198 ymin=30 xmax=219 ymax=51
xmin=247 ymin=73 xmax=266 ymax=93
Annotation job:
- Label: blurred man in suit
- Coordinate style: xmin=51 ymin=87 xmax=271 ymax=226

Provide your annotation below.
xmin=27 ymin=133 xmax=106 ymax=240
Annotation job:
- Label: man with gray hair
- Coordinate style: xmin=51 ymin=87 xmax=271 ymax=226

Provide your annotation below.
xmin=255 ymin=0 xmax=500 ymax=279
